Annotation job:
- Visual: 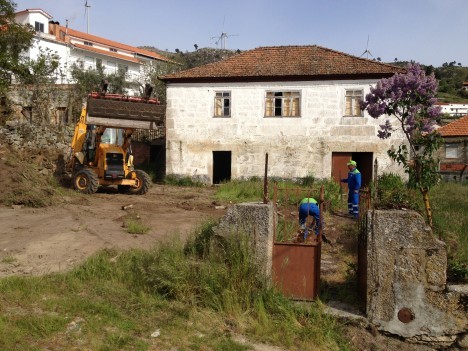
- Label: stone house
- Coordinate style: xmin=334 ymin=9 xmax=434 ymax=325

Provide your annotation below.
xmin=437 ymin=115 xmax=468 ymax=181
xmin=160 ymin=45 xmax=406 ymax=185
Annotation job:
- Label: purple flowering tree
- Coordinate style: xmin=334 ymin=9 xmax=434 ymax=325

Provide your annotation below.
xmin=361 ymin=63 xmax=443 ymax=228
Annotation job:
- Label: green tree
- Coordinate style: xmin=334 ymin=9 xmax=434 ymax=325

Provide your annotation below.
xmin=15 ymin=48 xmax=61 ymax=122
xmin=0 ymin=0 xmax=34 ymax=93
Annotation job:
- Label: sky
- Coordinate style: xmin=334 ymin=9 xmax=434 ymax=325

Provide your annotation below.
xmin=14 ymin=0 xmax=468 ymax=67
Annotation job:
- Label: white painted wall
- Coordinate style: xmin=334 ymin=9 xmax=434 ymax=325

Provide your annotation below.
xmin=165 ymin=80 xmax=407 ymax=183
xmin=14 ymin=10 xmax=159 ymax=95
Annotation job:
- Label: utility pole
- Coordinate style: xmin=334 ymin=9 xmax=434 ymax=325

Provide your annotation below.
xmin=85 ymin=0 xmax=91 ymax=33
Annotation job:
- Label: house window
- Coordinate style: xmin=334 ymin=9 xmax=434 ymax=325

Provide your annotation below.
xmin=96 ymin=58 xmax=102 ymax=69
xmin=34 ymin=21 xmax=44 ymax=33
xmin=118 ymin=64 xmax=128 ymax=73
xmin=445 ymin=144 xmax=458 ymax=158
xmin=84 ymin=56 xmax=94 ymax=69
xmin=109 ymin=48 xmax=118 ymax=52
xmin=214 ymin=92 xmax=231 ymax=117
xmin=345 ymin=90 xmax=363 ymax=116
xmin=107 ymin=61 xmax=116 ymax=73
xmin=84 ymin=41 xmax=93 ymax=46
xmin=265 ymin=91 xmax=300 ymax=117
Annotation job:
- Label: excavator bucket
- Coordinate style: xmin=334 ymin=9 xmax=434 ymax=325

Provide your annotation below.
xmin=86 ymin=95 xmax=165 ymax=129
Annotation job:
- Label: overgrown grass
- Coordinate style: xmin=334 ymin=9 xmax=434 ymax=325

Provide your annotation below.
xmin=215 ymin=177 xmax=343 ymax=211
xmin=0 ymin=221 xmax=352 ymax=351
xmin=430 ymin=181 xmax=468 ymax=282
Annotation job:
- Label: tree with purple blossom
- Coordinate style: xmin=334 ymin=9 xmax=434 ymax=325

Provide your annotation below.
xmin=361 ymin=62 xmax=443 ymax=228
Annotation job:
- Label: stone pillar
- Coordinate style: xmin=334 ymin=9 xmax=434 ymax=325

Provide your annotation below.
xmin=214 ymin=202 xmax=275 ymax=276
xmin=365 ymin=210 xmax=467 ymax=346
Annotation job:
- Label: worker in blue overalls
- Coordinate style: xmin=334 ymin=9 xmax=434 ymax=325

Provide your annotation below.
xmin=341 ymin=160 xmax=361 ymax=219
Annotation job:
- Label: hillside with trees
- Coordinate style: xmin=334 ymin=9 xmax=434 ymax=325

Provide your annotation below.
xmin=391 ymin=60 xmax=468 ymax=103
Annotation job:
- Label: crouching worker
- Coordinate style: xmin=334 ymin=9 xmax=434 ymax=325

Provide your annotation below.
xmin=298 ymin=197 xmax=321 ymax=239
xmin=298 ymin=197 xmax=331 ymax=244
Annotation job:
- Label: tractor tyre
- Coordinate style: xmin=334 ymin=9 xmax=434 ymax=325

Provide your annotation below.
xmin=128 ymin=170 xmax=151 ymax=195
xmin=73 ymin=169 xmax=99 ymax=194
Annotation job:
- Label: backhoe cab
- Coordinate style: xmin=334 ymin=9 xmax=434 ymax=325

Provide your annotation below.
xmin=68 ymin=85 xmax=164 ymax=195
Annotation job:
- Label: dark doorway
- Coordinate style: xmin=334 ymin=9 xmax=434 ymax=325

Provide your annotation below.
xmin=331 ymin=152 xmax=373 ymax=189
xmin=351 ymin=152 xmax=373 ymax=188
xmin=213 ymin=151 xmax=231 ymax=184
xmin=150 ymin=144 xmax=166 ymax=183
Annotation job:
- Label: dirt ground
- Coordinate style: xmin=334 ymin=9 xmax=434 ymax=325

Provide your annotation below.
xmin=0 ymin=142 xmax=440 ymax=351
xmin=0 ymin=187 xmax=440 ymax=351
xmin=0 ymin=184 xmax=226 ymax=277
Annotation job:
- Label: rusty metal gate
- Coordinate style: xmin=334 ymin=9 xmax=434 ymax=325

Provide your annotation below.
xmin=271 ymin=184 xmax=324 ymax=301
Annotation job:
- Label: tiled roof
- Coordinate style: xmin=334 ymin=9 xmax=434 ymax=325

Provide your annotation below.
xmin=160 ymin=45 xmax=404 ymax=82
xmin=438 ymin=115 xmax=468 ymax=137
xmin=53 ymin=24 xmax=173 ymax=63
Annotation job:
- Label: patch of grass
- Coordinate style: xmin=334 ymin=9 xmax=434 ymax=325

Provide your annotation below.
xmin=164 ymin=174 xmax=205 ymax=187
xmin=1 ymin=255 xmax=16 ymax=264
xmin=124 ymin=214 xmax=150 ymax=234
xmin=0 ymin=223 xmax=353 ymax=351
xmin=429 ymin=181 xmax=468 ymax=282
xmin=215 ymin=177 xmax=343 ymax=211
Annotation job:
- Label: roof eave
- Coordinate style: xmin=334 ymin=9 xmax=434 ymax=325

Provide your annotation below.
xmin=159 ymin=72 xmax=397 ymax=83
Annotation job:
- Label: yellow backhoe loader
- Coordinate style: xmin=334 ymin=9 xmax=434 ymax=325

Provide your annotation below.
xmin=67 ymin=86 xmax=164 ymax=195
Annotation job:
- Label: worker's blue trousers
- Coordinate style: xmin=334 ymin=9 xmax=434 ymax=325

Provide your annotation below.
xmin=298 ymin=203 xmax=321 ymax=235
xmin=348 ymin=191 xmax=359 ymax=218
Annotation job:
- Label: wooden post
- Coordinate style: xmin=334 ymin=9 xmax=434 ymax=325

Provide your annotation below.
xmin=373 ymin=158 xmax=379 ymax=209
xmin=319 ymin=185 xmax=324 ymax=242
xmin=263 ymin=153 xmax=269 ymax=204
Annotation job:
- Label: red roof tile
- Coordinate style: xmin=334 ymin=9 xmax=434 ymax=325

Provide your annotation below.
xmin=160 ymin=45 xmax=404 ymax=82
xmin=438 ymin=115 xmax=468 ymax=137
xmin=53 ymin=24 xmax=173 ymax=63
xmin=72 ymin=43 xmax=140 ymax=63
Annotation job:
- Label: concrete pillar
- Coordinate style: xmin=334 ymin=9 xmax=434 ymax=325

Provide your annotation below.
xmin=365 ymin=210 xmax=467 ymax=346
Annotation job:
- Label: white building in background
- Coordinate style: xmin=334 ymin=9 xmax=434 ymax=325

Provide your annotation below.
xmin=436 ymin=102 xmax=468 ymax=117
xmin=14 ymin=8 xmax=174 ymax=94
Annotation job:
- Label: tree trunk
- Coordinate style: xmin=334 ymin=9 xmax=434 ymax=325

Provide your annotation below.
xmin=420 ymin=187 xmax=434 ymax=231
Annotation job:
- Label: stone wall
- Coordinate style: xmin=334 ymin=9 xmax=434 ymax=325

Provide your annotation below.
xmin=365 ymin=210 xmax=467 ymax=347
xmin=165 ymin=80 xmax=408 ymax=183
xmin=214 ymin=202 xmax=275 ymax=276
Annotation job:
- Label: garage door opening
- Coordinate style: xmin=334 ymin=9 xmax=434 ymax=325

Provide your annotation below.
xmin=213 ymin=151 xmax=231 ymax=184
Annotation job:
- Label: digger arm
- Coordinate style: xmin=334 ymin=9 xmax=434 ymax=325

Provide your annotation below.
xmin=67 ymin=106 xmax=88 ymax=170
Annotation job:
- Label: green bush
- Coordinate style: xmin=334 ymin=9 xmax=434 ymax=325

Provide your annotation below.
xmin=375 ymin=173 xmax=421 ymax=211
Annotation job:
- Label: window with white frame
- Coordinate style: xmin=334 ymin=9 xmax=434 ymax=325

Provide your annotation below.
xmin=445 ymin=143 xmax=458 ymax=158
xmin=214 ymin=91 xmax=231 ymax=117
xmin=345 ymin=89 xmax=363 ymax=116
xmin=96 ymin=58 xmax=102 ymax=69
xmin=265 ymin=91 xmax=300 ymax=117
xmin=34 ymin=21 xmax=44 ymax=33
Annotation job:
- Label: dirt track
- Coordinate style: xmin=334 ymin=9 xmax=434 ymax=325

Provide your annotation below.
xmin=0 ymin=185 xmax=226 ymax=277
